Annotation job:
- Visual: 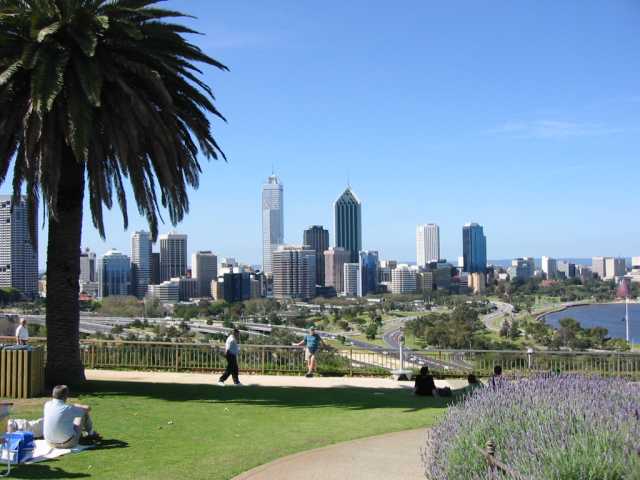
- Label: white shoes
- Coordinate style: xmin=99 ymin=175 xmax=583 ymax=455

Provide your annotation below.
xmin=217 ymin=381 xmax=225 ymax=387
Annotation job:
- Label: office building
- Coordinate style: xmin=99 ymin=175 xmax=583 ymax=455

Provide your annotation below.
xmin=416 ymin=224 xmax=440 ymax=267
xmin=391 ymin=265 xmax=417 ymax=295
xmin=272 ymin=245 xmax=316 ymax=300
xmin=262 ymin=175 xmax=284 ymax=276
xmin=425 ymin=261 xmax=453 ymax=290
xmin=324 ymin=247 xmax=351 ymax=293
xmin=508 ymin=257 xmax=535 ymax=280
xmin=97 ymin=249 xmax=131 ymax=298
xmin=557 ymin=261 xmax=576 ymax=279
xmin=592 ymin=257 xmax=606 ymax=280
xmin=462 ymin=223 xmax=487 ymax=273
xmin=605 ymin=257 xmax=626 ymax=280
xmin=343 ymin=263 xmax=360 ymax=297
xmin=191 ymin=251 xmax=217 ymax=297
xmin=174 ymin=276 xmax=198 ymax=301
xmin=150 ymin=252 xmax=160 ymax=285
xmin=131 ymin=231 xmax=152 ymax=298
xmin=577 ymin=265 xmax=593 ymax=282
xmin=159 ymin=231 xmax=187 ymax=281
xmin=147 ymin=280 xmax=179 ymax=304
xmin=79 ymin=248 xmax=96 ymax=283
xmin=303 ymin=226 xmax=329 ymax=286
xmin=218 ymin=272 xmax=251 ymax=303
xmin=0 ymin=196 xmax=38 ymax=298
xmin=469 ymin=272 xmax=486 ymax=294
xmin=358 ymin=250 xmax=379 ymax=296
xmin=541 ymin=256 xmax=557 ymax=279
xmin=334 ymin=187 xmax=362 ymax=263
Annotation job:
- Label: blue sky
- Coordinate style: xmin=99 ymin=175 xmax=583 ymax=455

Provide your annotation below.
xmin=36 ymin=1 xmax=640 ymax=268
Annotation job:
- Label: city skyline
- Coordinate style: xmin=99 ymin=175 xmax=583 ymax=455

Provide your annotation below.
xmin=23 ymin=0 xmax=640 ymax=268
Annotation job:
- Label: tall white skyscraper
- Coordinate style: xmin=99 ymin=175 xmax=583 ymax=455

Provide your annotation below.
xmin=0 ymin=196 xmax=38 ymax=298
xmin=131 ymin=231 xmax=152 ymax=298
xmin=343 ymin=263 xmax=360 ymax=297
xmin=416 ymin=224 xmax=440 ymax=267
xmin=262 ymin=175 xmax=284 ymax=276
xmin=79 ymin=248 xmax=96 ymax=284
xmin=541 ymin=256 xmax=558 ymax=279
xmin=159 ymin=231 xmax=187 ymax=281
xmin=191 ymin=251 xmax=217 ymax=297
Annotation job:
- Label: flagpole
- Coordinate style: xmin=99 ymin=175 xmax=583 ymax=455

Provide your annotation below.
xmin=626 ymin=296 xmax=630 ymax=343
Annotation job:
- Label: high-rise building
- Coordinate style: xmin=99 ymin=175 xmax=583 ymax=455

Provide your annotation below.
xmin=416 ymin=224 xmax=440 ymax=267
xmin=508 ymin=257 xmax=535 ymax=280
xmin=219 ymin=272 xmax=251 ymax=303
xmin=358 ymin=250 xmax=379 ymax=296
xmin=592 ymin=257 xmax=606 ymax=279
xmin=191 ymin=251 xmax=217 ymax=297
xmin=469 ymin=272 xmax=486 ymax=294
xmin=97 ymin=249 xmax=131 ymax=298
xmin=79 ymin=248 xmax=96 ymax=284
xmin=147 ymin=280 xmax=179 ymax=304
xmin=604 ymin=257 xmax=626 ymax=280
xmin=343 ymin=263 xmax=360 ymax=297
xmin=150 ymin=252 xmax=160 ymax=285
xmin=0 ymin=196 xmax=38 ymax=298
xmin=131 ymin=231 xmax=152 ymax=298
xmin=324 ymin=247 xmax=350 ymax=293
xmin=174 ymin=276 xmax=198 ymax=301
xmin=557 ymin=261 xmax=576 ymax=279
xmin=159 ymin=231 xmax=187 ymax=281
xmin=462 ymin=223 xmax=487 ymax=274
xmin=391 ymin=265 xmax=417 ymax=294
xmin=303 ymin=226 xmax=329 ymax=286
xmin=541 ymin=256 xmax=557 ymax=279
xmin=334 ymin=187 xmax=362 ymax=263
xmin=262 ymin=175 xmax=284 ymax=276
xmin=272 ymin=245 xmax=316 ymax=300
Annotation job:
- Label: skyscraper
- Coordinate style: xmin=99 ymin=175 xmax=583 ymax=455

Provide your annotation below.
xmin=462 ymin=223 xmax=487 ymax=274
xmin=272 ymin=245 xmax=315 ymax=300
xmin=192 ymin=251 xmax=217 ymax=297
xmin=358 ymin=250 xmax=379 ymax=296
xmin=541 ymin=256 xmax=557 ymax=279
xmin=416 ymin=224 xmax=440 ymax=267
xmin=324 ymin=247 xmax=350 ymax=293
xmin=604 ymin=257 xmax=626 ymax=280
xmin=97 ymin=249 xmax=131 ymax=298
xmin=391 ymin=265 xmax=417 ymax=294
xmin=592 ymin=257 xmax=606 ymax=279
xmin=262 ymin=175 xmax=284 ymax=276
xmin=303 ymin=226 xmax=329 ymax=286
xmin=131 ymin=230 xmax=152 ymax=298
xmin=0 ymin=196 xmax=38 ymax=298
xmin=79 ymin=248 xmax=96 ymax=283
xmin=159 ymin=231 xmax=187 ymax=281
xmin=343 ymin=263 xmax=360 ymax=296
xmin=334 ymin=187 xmax=362 ymax=263
xmin=150 ymin=252 xmax=160 ymax=285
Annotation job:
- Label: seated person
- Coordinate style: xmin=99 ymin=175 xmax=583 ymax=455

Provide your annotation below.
xmin=463 ymin=373 xmax=483 ymax=394
xmin=43 ymin=385 xmax=101 ymax=448
xmin=414 ymin=366 xmax=436 ymax=396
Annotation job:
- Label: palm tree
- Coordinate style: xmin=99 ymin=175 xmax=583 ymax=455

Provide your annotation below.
xmin=0 ymin=0 xmax=227 ymax=386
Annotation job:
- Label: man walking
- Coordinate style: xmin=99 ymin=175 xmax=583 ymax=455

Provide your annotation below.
xmin=15 ymin=318 xmax=29 ymax=345
xmin=218 ymin=328 xmax=242 ymax=386
xmin=295 ymin=327 xmax=323 ymax=378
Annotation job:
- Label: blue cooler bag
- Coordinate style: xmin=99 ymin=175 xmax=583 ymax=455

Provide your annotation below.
xmin=5 ymin=432 xmax=34 ymax=463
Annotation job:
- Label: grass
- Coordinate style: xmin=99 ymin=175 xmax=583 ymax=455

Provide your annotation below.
xmin=6 ymin=381 xmax=449 ymax=480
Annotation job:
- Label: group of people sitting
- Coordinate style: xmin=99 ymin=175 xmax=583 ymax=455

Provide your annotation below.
xmin=413 ymin=365 xmax=503 ymax=396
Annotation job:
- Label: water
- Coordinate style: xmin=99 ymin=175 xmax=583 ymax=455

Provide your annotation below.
xmin=544 ymin=303 xmax=640 ymax=341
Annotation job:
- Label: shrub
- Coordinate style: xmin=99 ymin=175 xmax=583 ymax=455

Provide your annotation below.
xmin=424 ymin=375 xmax=640 ymax=479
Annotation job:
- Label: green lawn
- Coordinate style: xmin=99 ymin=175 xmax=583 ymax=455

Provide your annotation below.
xmin=7 ymin=381 xmax=448 ymax=480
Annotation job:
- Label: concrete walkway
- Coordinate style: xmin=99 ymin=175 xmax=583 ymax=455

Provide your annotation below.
xmin=232 ymin=428 xmax=428 ymax=480
xmin=85 ymin=369 xmax=468 ymax=390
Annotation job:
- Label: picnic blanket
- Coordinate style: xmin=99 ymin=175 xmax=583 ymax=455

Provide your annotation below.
xmin=1 ymin=439 xmax=92 ymax=464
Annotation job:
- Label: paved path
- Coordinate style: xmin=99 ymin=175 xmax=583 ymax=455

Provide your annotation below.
xmin=232 ymin=428 xmax=428 ymax=480
xmin=85 ymin=369 xmax=467 ymax=390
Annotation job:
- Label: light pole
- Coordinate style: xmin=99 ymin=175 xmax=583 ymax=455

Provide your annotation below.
xmin=626 ymin=296 xmax=630 ymax=343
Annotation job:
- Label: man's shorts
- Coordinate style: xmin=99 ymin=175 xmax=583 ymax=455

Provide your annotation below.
xmin=305 ymin=348 xmax=318 ymax=361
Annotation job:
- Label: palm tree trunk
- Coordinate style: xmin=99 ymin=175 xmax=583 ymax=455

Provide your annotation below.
xmin=45 ymin=150 xmax=85 ymax=387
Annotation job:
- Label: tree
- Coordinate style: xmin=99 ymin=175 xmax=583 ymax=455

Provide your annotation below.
xmin=365 ymin=322 xmax=378 ymax=340
xmin=0 ymin=1 xmax=226 ymax=385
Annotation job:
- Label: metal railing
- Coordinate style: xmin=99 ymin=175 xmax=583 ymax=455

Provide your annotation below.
xmin=3 ymin=338 xmax=640 ymax=378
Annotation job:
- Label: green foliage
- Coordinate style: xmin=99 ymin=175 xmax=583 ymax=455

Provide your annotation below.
xmin=96 ymin=296 xmax=143 ymax=317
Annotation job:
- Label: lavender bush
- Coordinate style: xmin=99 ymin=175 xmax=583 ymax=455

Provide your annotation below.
xmin=424 ymin=375 xmax=640 ymax=479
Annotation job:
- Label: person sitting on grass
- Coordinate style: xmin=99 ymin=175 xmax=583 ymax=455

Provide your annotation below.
xmin=294 ymin=327 xmax=323 ymax=378
xmin=43 ymin=385 xmax=101 ymax=448
xmin=413 ymin=366 xmax=437 ymax=396
xmin=464 ymin=373 xmax=483 ymax=394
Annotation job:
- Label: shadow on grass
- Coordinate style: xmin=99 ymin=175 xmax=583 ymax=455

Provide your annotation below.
xmin=5 ymin=462 xmax=90 ymax=479
xmin=76 ymin=380 xmax=456 ymax=413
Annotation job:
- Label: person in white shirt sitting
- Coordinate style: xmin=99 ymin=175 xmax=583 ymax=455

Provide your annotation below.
xmin=217 ymin=328 xmax=242 ymax=386
xmin=15 ymin=318 xmax=29 ymax=345
xmin=43 ymin=385 xmax=101 ymax=448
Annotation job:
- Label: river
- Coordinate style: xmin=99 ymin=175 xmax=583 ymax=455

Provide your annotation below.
xmin=544 ymin=303 xmax=640 ymax=341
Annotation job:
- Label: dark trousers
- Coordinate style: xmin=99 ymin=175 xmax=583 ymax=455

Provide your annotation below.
xmin=219 ymin=352 xmax=239 ymax=384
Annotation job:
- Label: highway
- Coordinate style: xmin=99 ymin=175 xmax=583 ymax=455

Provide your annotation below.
xmin=481 ymin=301 xmax=514 ymax=331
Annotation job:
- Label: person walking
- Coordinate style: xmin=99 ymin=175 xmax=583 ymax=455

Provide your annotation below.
xmin=294 ymin=327 xmax=323 ymax=377
xmin=218 ymin=328 xmax=242 ymax=386
xmin=15 ymin=318 xmax=29 ymax=345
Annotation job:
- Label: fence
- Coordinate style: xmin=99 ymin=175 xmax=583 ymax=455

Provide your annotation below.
xmin=3 ymin=337 xmax=640 ymax=379
xmin=0 ymin=348 xmax=45 ymax=398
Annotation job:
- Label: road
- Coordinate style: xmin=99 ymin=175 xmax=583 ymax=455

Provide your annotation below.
xmin=481 ymin=301 xmax=514 ymax=331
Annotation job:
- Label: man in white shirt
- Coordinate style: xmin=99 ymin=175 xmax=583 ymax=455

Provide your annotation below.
xmin=15 ymin=318 xmax=29 ymax=345
xmin=43 ymin=385 xmax=100 ymax=448
xmin=217 ymin=328 xmax=242 ymax=386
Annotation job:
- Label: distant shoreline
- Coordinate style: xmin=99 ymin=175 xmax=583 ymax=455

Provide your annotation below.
xmin=537 ymin=300 xmax=639 ymax=323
